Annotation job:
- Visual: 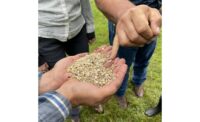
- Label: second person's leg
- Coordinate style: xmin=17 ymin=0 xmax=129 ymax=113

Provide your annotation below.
xmin=108 ymin=21 xmax=137 ymax=108
xmin=132 ymin=39 xmax=157 ymax=97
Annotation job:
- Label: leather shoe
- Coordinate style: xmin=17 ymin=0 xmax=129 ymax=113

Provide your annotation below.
xmin=71 ymin=116 xmax=80 ymax=122
xmin=133 ymin=85 xmax=144 ymax=97
xmin=116 ymin=95 xmax=128 ymax=109
xmin=145 ymin=97 xmax=162 ymax=117
xmin=94 ymin=104 xmax=104 ymax=113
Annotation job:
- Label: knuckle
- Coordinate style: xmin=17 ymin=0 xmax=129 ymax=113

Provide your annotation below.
xmin=120 ymin=16 xmax=128 ymax=23
xmin=130 ymin=34 xmax=139 ymax=42
xmin=131 ymin=32 xmax=139 ymax=42
xmin=130 ymin=8 xmax=137 ymax=16
xmin=152 ymin=9 xmax=162 ymax=20
xmin=119 ymin=41 xmax=126 ymax=46
xmin=120 ymin=40 xmax=129 ymax=47
xmin=158 ymin=16 xmax=162 ymax=22
xmin=154 ymin=12 xmax=161 ymax=20
xmin=116 ymin=24 xmax=122 ymax=31
xmin=139 ymin=5 xmax=149 ymax=10
xmin=137 ymin=25 xmax=147 ymax=34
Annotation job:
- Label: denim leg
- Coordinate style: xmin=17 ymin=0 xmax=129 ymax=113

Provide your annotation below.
xmin=132 ymin=40 xmax=157 ymax=86
xmin=116 ymin=46 xmax=137 ymax=96
xmin=39 ymin=37 xmax=66 ymax=69
xmin=70 ymin=106 xmax=80 ymax=117
xmin=108 ymin=21 xmax=116 ymax=44
xmin=108 ymin=21 xmax=137 ymax=96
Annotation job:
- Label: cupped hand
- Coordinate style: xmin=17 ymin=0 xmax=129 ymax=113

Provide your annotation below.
xmin=39 ymin=53 xmax=88 ymax=94
xmin=93 ymin=45 xmax=114 ymax=67
xmin=56 ymin=58 xmax=127 ymax=106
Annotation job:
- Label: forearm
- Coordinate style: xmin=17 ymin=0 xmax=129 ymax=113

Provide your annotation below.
xmin=39 ymin=91 xmax=71 ymax=122
xmin=95 ymin=0 xmax=135 ymax=23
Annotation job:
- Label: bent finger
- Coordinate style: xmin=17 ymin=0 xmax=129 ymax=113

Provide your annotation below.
xmin=149 ymin=8 xmax=162 ymax=36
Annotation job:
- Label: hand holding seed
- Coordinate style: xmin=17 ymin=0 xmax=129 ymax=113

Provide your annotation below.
xmin=93 ymin=45 xmax=114 ymax=67
xmin=39 ymin=53 xmax=88 ymax=95
xmin=57 ymin=58 xmax=127 ymax=106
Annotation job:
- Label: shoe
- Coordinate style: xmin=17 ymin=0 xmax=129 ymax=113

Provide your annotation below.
xmin=71 ymin=116 xmax=80 ymax=122
xmin=145 ymin=96 xmax=162 ymax=117
xmin=133 ymin=85 xmax=144 ymax=97
xmin=145 ymin=106 xmax=161 ymax=117
xmin=94 ymin=104 xmax=104 ymax=113
xmin=116 ymin=95 xmax=128 ymax=109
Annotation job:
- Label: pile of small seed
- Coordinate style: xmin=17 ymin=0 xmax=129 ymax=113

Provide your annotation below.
xmin=67 ymin=53 xmax=115 ymax=87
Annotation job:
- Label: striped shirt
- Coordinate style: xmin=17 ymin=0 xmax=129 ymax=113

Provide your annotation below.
xmin=39 ymin=91 xmax=71 ymax=122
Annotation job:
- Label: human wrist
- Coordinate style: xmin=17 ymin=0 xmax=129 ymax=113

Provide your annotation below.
xmin=113 ymin=0 xmax=136 ymax=23
xmin=39 ymin=70 xmax=54 ymax=94
xmin=95 ymin=0 xmax=135 ymax=23
xmin=56 ymin=79 xmax=74 ymax=105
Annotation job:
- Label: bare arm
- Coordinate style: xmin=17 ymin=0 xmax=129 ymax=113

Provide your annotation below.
xmin=95 ymin=0 xmax=161 ymax=59
xmin=95 ymin=0 xmax=135 ymax=23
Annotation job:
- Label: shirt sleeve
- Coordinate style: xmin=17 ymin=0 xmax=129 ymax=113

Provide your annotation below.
xmin=80 ymin=0 xmax=95 ymax=33
xmin=39 ymin=91 xmax=72 ymax=122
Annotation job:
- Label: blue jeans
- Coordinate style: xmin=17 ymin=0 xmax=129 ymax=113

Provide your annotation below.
xmin=108 ymin=21 xmax=157 ymax=96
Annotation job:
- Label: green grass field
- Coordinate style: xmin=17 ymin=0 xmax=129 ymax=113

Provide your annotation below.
xmin=67 ymin=1 xmax=161 ymax=122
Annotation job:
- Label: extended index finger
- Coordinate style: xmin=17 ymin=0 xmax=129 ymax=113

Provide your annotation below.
xmin=110 ymin=35 xmax=119 ymax=59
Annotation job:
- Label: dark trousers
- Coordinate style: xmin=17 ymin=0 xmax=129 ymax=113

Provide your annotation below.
xmin=39 ymin=25 xmax=89 ymax=69
xmin=108 ymin=21 xmax=157 ymax=96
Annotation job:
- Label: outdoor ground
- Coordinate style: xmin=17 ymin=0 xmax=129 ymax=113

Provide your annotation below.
xmin=67 ymin=1 xmax=161 ymax=122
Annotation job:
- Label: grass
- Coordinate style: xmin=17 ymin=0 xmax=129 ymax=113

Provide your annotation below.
xmin=67 ymin=1 xmax=161 ymax=122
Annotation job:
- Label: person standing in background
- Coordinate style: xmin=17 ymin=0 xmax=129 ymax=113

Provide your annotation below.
xmin=107 ymin=0 xmax=162 ymax=109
